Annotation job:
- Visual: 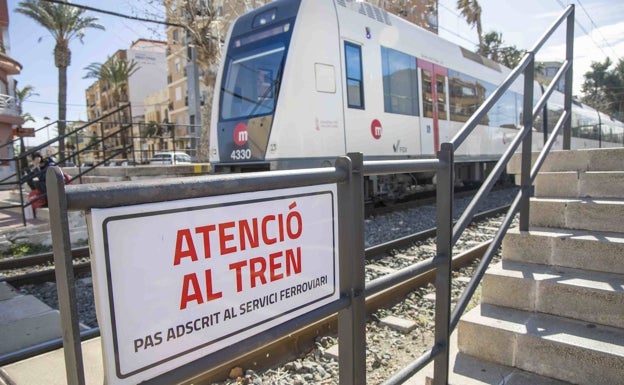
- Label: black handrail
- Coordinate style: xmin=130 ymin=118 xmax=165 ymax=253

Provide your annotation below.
xmin=381 ymin=5 xmax=576 ymax=385
xmin=0 ymin=102 xmax=205 ymax=226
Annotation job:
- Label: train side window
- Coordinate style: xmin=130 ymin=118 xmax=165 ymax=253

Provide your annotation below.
xmin=436 ymin=73 xmax=447 ymax=120
xmin=448 ymin=70 xmax=489 ymax=125
xmin=421 ymin=70 xmax=433 ymax=118
xmin=381 ymin=46 xmax=419 ymax=116
xmin=345 ymin=42 xmax=364 ymax=109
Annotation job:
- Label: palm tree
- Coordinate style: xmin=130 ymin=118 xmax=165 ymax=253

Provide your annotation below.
xmin=83 ymin=55 xmax=140 ymax=108
xmin=15 ymin=84 xmax=37 ymax=118
xmin=14 ymin=85 xmax=38 ymax=171
xmin=84 ymin=55 xmax=140 ymax=155
xmin=456 ymin=0 xmax=483 ymax=50
xmin=16 ymin=0 xmax=104 ymax=162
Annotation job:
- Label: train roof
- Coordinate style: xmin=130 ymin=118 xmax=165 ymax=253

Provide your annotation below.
xmin=335 ymin=0 xmax=522 ymax=91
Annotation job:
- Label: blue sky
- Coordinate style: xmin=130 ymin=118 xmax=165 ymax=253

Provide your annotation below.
xmin=439 ymin=0 xmax=624 ymax=93
xmin=7 ymin=0 xmax=624 ymax=145
xmin=8 ymin=0 xmax=165 ymax=144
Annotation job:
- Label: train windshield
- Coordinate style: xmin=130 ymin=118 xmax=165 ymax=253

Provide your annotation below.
xmin=221 ymin=45 xmax=285 ymax=120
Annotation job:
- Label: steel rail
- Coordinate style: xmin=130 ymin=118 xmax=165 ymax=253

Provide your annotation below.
xmin=0 ymin=246 xmax=89 ymax=270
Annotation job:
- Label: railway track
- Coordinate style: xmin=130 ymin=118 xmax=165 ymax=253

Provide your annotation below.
xmin=0 ymin=205 xmax=509 ymax=286
xmin=0 ymin=203 xmax=513 ymax=381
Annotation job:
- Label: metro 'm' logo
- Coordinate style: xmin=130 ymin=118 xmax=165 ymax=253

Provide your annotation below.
xmin=234 ymin=122 xmax=248 ymax=146
xmin=371 ymin=119 xmax=382 ymax=140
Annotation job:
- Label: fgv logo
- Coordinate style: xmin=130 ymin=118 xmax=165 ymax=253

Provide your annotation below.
xmin=393 ymin=140 xmax=407 ymax=153
xmin=234 ymin=123 xmax=248 ymax=146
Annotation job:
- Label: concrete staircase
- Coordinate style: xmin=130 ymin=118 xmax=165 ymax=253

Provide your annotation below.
xmin=456 ymin=148 xmax=624 ymax=385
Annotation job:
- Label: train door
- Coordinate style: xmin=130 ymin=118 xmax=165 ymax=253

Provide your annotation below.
xmin=419 ymin=60 xmax=448 ymax=155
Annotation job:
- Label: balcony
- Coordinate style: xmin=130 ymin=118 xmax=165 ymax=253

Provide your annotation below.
xmin=0 ymin=53 xmax=22 ymax=75
xmin=0 ymin=94 xmax=24 ymax=125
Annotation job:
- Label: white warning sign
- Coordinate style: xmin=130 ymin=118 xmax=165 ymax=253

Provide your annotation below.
xmin=88 ymin=184 xmax=339 ymax=384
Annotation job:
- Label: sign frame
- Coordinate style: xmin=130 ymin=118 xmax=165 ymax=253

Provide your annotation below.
xmin=88 ymin=183 xmax=340 ymax=384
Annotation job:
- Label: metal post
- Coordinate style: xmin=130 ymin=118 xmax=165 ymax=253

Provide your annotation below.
xmin=189 ymin=45 xmax=202 ymax=129
xmin=47 ymin=167 xmax=85 ymax=385
xmin=100 ymin=122 xmax=106 ymax=164
xmin=520 ymin=56 xmax=535 ymax=231
xmin=432 ymin=143 xmax=453 ymax=385
xmin=563 ymin=5 xmax=575 ymax=150
xmin=74 ymin=132 xmax=84 ymax=184
xmin=338 ymin=153 xmax=366 ymax=385
xmin=17 ymin=138 xmax=27 ymax=226
xmin=598 ymin=112 xmax=602 ymax=148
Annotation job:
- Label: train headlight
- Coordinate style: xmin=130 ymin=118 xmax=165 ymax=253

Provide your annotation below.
xmin=253 ymin=8 xmax=277 ymax=28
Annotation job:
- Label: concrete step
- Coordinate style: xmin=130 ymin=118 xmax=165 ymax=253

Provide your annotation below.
xmin=508 ymin=147 xmax=624 ymax=174
xmin=406 ymin=332 xmax=573 ymax=385
xmin=0 ymin=282 xmax=62 ymax=356
xmin=502 ymin=227 xmax=624 ymax=274
xmin=534 ymin=171 xmax=624 ymax=198
xmin=458 ymin=304 xmax=624 ymax=385
xmin=529 ymin=197 xmax=624 ymax=232
xmin=482 ymin=261 xmax=624 ymax=328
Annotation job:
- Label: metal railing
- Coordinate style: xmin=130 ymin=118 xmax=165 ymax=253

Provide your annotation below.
xmin=0 ymin=105 xmax=136 ymax=225
xmin=46 ymin=155 xmax=441 ymax=385
xmin=0 ymin=103 xmax=202 ymax=226
xmin=380 ymin=4 xmax=576 ymax=384
xmin=46 ymin=5 xmax=575 ymax=385
xmin=0 ymin=93 xmax=20 ymax=117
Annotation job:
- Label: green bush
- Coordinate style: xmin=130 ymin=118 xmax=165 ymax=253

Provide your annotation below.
xmin=3 ymin=243 xmax=52 ymax=258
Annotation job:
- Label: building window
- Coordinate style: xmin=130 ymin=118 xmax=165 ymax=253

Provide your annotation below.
xmin=345 ymin=42 xmax=364 ymax=109
xmin=176 ymin=87 xmax=182 ymax=101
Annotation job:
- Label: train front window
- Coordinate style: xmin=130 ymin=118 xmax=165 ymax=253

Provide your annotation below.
xmin=221 ymin=45 xmax=285 ymax=120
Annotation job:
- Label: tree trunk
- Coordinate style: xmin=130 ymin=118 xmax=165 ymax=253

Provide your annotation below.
xmin=55 ymin=43 xmax=70 ymax=164
xmin=198 ymin=93 xmax=212 ymax=162
xmin=57 ymin=64 xmax=67 ymax=162
xmin=197 ymin=71 xmax=217 ymax=163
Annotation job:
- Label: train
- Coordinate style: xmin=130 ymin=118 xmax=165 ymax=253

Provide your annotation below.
xmin=209 ymin=0 xmax=624 ymax=200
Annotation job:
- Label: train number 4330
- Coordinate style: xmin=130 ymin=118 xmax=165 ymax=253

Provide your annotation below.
xmin=231 ymin=149 xmax=252 ymax=160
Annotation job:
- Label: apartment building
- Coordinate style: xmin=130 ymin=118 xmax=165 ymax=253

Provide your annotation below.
xmin=85 ymin=39 xmax=167 ymax=158
xmin=142 ymin=87 xmax=173 ymax=157
xmin=373 ymin=0 xmax=439 ymax=33
xmin=165 ymin=22 xmax=208 ymax=157
xmin=536 ymin=61 xmax=565 ymax=92
xmin=0 ymin=0 xmax=23 ymax=181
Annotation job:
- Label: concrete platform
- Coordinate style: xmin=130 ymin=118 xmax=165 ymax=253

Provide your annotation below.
xmin=62 ymin=163 xmax=211 ymax=183
xmin=457 ymin=304 xmax=624 ymax=385
xmin=0 ymin=282 xmax=62 ymax=356
xmin=502 ymin=227 xmax=624 ymax=274
xmin=482 ymin=260 xmax=624 ymax=328
xmin=0 ymin=338 xmax=104 ymax=385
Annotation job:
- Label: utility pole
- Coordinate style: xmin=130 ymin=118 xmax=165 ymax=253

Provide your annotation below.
xmin=186 ymin=45 xmax=202 ymax=158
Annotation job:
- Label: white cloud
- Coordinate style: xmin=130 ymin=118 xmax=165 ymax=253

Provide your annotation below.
xmin=538 ymin=21 xmax=624 ymax=96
